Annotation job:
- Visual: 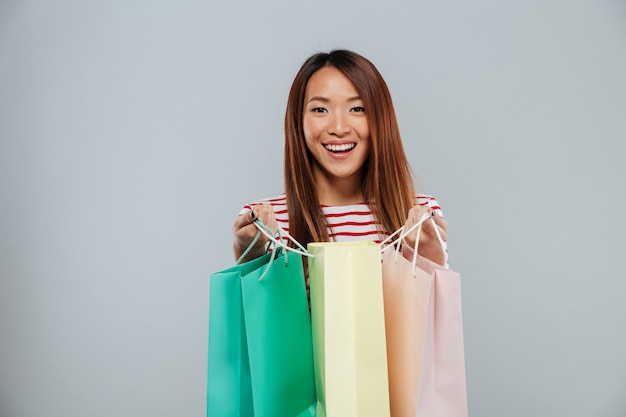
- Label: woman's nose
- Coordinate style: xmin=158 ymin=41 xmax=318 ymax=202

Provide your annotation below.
xmin=328 ymin=112 xmax=351 ymax=137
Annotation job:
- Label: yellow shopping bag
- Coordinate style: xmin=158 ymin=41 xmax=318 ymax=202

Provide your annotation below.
xmin=308 ymin=241 xmax=391 ymax=417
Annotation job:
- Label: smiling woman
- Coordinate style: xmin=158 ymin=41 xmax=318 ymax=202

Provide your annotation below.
xmin=232 ymin=50 xmax=448 ymax=267
xmin=303 ymin=66 xmax=371 ymax=205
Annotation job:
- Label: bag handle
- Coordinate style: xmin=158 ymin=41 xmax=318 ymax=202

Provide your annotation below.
xmin=252 ymin=219 xmax=313 ymax=258
xmin=236 ymin=227 xmax=264 ymax=265
xmin=237 ymin=219 xmax=312 ymax=262
xmin=380 ymin=212 xmax=432 ymax=252
xmin=236 ymin=218 xmax=313 ymax=281
xmin=380 ymin=213 xmax=448 ymax=273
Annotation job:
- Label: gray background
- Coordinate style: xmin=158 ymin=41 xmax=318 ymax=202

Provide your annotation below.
xmin=1 ymin=0 xmax=625 ymax=416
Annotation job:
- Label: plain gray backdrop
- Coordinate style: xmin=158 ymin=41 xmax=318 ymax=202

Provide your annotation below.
xmin=1 ymin=0 xmax=625 ymax=416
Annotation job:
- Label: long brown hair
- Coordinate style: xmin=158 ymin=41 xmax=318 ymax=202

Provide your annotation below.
xmin=284 ymin=50 xmax=416 ymax=246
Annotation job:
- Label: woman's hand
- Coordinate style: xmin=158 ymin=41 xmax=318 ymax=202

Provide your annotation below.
xmin=402 ymin=205 xmax=448 ymax=266
xmin=232 ymin=204 xmax=278 ymax=262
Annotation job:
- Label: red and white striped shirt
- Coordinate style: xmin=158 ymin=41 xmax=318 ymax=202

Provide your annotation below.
xmin=241 ymin=193 xmax=444 ymax=245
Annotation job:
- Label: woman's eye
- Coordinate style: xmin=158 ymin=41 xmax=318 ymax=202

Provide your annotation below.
xmin=351 ymin=106 xmax=365 ymax=113
xmin=311 ymin=107 xmax=327 ymax=113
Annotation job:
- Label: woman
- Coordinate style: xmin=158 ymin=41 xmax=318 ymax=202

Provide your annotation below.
xmin=233 ymin=50 xmax=448 ymax=266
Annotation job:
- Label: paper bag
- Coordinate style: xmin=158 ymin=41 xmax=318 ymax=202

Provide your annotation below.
xmin=308 ymin=241 xmax=391 ymax=417
xmin=207 ymin=250 xmax=316 ymax=417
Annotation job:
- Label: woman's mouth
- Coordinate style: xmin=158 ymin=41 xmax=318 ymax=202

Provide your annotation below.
xmin=323 ymin=143 xmax=356 ymax=153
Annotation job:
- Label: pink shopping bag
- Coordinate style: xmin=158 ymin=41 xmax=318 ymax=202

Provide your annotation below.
xmin=413 ymin=251 xmax=468 ymax=417
xmin=381 ymin=215 xmax=468 ymax=417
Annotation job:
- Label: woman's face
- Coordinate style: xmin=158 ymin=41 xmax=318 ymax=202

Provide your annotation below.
xmin=302 ymin=66 xmax=371 ymax=189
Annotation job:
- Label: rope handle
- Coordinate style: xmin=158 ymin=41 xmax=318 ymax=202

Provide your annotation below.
xmin=252 ymin=218 xmax=313 ymax=258
xmin=236 ymin=217 xmax=313 ymax=281
xmin=236 ymin=228 xmax=263 ymax=265
xmin=380 ymin=213 xmax=448 ymax=273
xmin=380 ymin=212 xmax=432 ymax=252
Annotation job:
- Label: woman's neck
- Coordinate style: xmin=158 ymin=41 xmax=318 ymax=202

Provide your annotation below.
xmin=314 ymin=171 xmax=365 ymax=206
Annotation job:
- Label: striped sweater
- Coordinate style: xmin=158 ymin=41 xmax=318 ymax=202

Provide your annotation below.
xmin=241 ymin=193 xmax=444 ymax=245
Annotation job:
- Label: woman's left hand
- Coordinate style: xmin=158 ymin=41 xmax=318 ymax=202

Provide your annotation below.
xmin=402 ymin=205 xmax=448 ymax=266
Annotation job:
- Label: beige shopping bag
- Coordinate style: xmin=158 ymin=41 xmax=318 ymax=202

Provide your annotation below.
xmin=381 ymin=247 xmax=433 ymax=416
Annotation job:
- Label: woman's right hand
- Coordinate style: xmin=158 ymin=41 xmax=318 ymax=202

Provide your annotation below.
xmin=232 ymin=204 xmax=278 ymax=262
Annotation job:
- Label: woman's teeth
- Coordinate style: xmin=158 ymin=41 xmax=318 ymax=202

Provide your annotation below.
xmin=324 ymin=143 xmax=356 ymax=152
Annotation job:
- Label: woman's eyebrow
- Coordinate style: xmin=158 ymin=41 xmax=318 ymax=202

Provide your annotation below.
xmin=307 ymin=96 xmax=329 ymax=103
xmin=307 ymin=96 xmax=362 ymax=103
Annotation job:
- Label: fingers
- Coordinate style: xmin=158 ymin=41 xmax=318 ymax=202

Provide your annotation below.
xmin=232 ymin=203 xmax=279 ymax=257
xmin=417 ymin=206 xmax=446 ymax=240
xmin=232 ymin=204 xmax=279 ymax=261
xmin=232 ymin=208 xmax=257 ymax=231
xmin=233 ymin=204 xmax=277 ymax=232
xmin=403 ymin=205 xmax=428 ymax=248
xmin=430 ymin=212 xmax=448 ymax=241
xmin=403 ymin=204 xmax=446 ymax=248
xmin=248 ymin=204 xmax=278 ymax=234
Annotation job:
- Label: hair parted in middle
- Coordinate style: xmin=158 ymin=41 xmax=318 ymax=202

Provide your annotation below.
xmin=284 ymin=49 xmax=416 ymax=246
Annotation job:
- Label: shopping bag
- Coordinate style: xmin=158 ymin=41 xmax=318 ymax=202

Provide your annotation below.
xmin=413 ymin=251 xmax=468 ymax=417
xmin=308 ymin=241 xmax=391 ymax=417
xmin=384 ymin=215 xmax=468 ymax=417
xmin=381 ymin=247 xmax=433 ymax=417
xmin=207 ymin=245 xmax=316 ymax=417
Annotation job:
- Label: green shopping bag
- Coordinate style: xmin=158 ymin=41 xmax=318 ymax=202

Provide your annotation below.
xmin=207 ymin=247 xmax=316 ymax=417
